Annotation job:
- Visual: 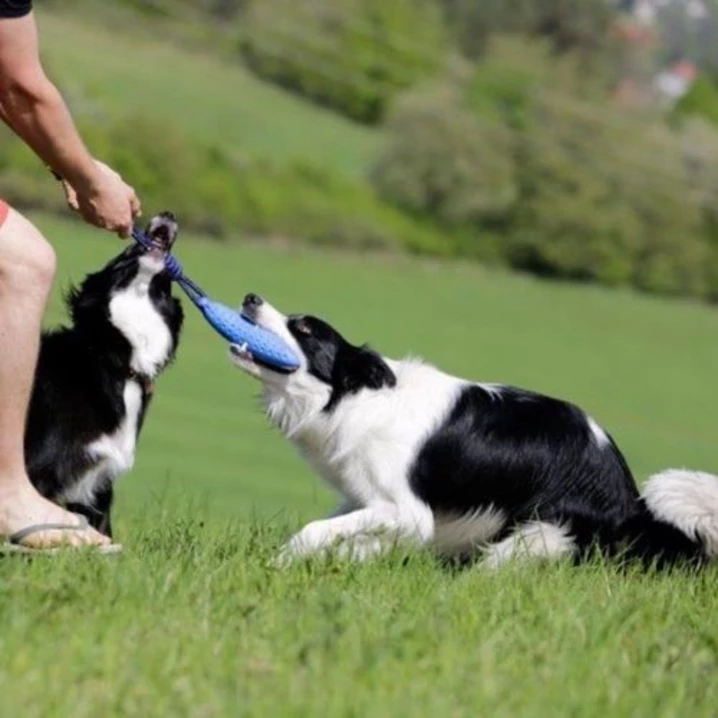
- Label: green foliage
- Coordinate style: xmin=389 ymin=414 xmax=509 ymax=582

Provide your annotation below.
xmin=35 ymin=10 xmax=380 ymax=182
xmin=372 ymin=37 xmax=718 ymax=300
xmin=371 ymin=83 xmax=517 ymax=222
xmin=13 ymin=3 xmax=718 ymax=304
xmin=0 ymin=114 xmax=441 ymax=254
xmin=240 ymin=0 xmax=451 ymax=123
xmin=673 ymin=75 xmax=718 ymax=127
xmin=441 ymin=0 xmax=619 ymax=70
xmin=369 ymin=80 xmax=517 ymax=261
xmin=512 ymin=98 xmax=707 ymax=297
xmin=464 ymin=36 xmax=611 ymax=127
xmin=678 ymin=117 xmax=718 ymax=299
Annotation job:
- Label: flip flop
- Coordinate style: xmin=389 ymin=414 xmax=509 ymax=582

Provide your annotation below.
xmin=0 ymin=515 xmax=123 ymax=555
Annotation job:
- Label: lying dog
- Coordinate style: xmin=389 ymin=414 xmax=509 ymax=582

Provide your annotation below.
xmin=230 ymin=292 xmax=718 ymax=569
xmin=25 ymin=212 xmax=183 ymax=538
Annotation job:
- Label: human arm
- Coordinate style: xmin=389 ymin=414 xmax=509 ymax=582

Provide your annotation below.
xmin=0 ymin=8 xmax=140 ymax=236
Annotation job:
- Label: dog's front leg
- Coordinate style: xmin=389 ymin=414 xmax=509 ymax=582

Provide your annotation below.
xmin=275 ymin=500 xmax=434 ymax=565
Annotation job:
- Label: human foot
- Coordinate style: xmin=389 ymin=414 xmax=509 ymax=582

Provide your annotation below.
xmin=0 ymin=479 xmax=118 ymax=551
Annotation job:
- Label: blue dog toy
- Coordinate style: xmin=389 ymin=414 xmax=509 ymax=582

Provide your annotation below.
xmin=132 ymin=228 xmax=299 ymax=373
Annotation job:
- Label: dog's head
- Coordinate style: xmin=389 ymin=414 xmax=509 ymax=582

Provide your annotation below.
xmin=229 ymin=293 xmax=396 ymax=414
xmin=67 ymin=211 xmax=184 ymax=377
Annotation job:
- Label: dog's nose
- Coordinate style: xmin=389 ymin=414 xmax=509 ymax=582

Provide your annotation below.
xmin=243 ymin=293 xmax=263 ymax=308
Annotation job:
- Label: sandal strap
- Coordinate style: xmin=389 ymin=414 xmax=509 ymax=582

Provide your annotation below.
xmin=8 ymin=515 xmax=89 ymax=544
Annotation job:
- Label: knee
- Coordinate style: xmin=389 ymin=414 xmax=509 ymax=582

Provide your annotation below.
xmin=20 ymin=234 xmax=56 ymax=289
xmin=0 ymin=214 xmax=56 ymax=295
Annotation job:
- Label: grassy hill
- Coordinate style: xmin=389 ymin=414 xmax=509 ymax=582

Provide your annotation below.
xmin=0 ymin=212 xmax=717 ymax=715
xmin=35 ymin=8 xmax=380 ymax=180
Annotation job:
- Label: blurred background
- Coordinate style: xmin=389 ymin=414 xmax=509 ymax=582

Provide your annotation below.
xmin=2 ymin=0 xmax=718 ymax=521
xmin=4 ymin=0 xmax=718 ymax=295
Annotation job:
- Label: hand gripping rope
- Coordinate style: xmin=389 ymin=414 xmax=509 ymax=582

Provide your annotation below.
xmin=132 ymin=228 xmax=300 ymax=373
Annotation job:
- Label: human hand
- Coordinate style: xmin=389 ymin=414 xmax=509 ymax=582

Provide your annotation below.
xmin=61 ymin=160 xmax=141 ymax=238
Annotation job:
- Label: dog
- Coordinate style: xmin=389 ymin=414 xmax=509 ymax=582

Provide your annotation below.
xmin=24 ymin=211 xmax=184 ymax=539
xmin=229 ymin=292 xmax=718 ymax=569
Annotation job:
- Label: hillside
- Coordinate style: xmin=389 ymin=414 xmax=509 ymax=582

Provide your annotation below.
xmin=35 ymin=8 xmax=380 ymax=180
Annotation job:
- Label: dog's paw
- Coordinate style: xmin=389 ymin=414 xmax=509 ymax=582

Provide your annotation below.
xmin=271 ymin=541 xmax=314 ymax=568
xmin=271 ymin=525 xmax=326 ymax=567
xmin=270 ymin=547 xmax=294 ymax=569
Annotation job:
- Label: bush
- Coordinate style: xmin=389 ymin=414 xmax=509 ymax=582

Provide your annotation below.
xmin=240 ymin=0 xmax=451 ymax=123
xmin=512 ymin=97 xmax=707 ymax=296
xmin=370 ymin=80 xmax=517 ymax=258
xmin=678 ymin=117 xmax=718 ymax=299
xmin=371 ymin=37 xmax=715 ymax=300
xmin=673 ymin=76 xmax=718 ymax=127
xmin=440 ymin=0 xmax=619 ymax=71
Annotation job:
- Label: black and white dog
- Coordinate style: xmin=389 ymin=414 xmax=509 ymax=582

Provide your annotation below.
xmin=25 ymin=212 xmax=183 ymax=538
xmin=230 ymin=293 xmax=718 ymax=569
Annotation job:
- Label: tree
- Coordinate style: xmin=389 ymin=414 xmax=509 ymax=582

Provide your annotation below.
xmin=370 ymin=81 xmax=517 ymax=234
xmin=512 ymin=95 xmax=707 ymax=296
xmin=240 ymin=0 xmax=450 ymax=123
xmin=440 ymin=0 xmax=619 ymax=74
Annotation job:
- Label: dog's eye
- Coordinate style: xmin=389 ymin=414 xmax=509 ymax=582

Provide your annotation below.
xmin=295 ymin=319 xmax=312 ymax=336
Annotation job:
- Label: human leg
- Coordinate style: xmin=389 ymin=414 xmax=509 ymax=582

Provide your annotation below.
xmin=0 ymin=203 xmax=115 ymax=550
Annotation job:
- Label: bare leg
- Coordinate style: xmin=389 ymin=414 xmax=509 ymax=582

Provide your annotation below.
xmin=0 ymin=207 xmax=112 ymax=549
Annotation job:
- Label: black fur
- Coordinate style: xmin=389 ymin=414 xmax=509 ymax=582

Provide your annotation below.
xmin=408 ymin=385 xmax=703 ymax=568
xmin=287 ymin=315 xmax=396 ymax=410
xmin=24 ymin=213 xmax=183 ymax=537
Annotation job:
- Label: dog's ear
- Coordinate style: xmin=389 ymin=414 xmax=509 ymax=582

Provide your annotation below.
xmin=335 ymin=345 xmax=396 ymax=394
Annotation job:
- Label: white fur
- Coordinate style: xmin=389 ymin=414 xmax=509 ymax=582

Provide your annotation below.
xmin=483 ymin=522 xmax=575 ymax=569
xmin=268 ymin=359 xmax=463 ymax=562
xmin=109 ymin=252 xmax=172 ymax=376
xmin=61 ymin=380 xmax=142 ymax=506
xmin=642 ymin=469 xmax=718 ymax=558
xmin=62 ymin=252 xmax=170 ymax=507
xmin=587 ymin=417 xmax=610 ymax=448
xmin=275 ymin=501 xmax=434 ymax=565
xmin=433 ymin=507 xmax=506 ymax=557
xmin=231 ymin=300 xmax=469 ymax=562
xmin=478 ymin=383 xmax=504 ymax=401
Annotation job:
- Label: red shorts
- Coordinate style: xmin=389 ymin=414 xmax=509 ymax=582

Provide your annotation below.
xmin=0 ymin=199 xmax=9 ymax=229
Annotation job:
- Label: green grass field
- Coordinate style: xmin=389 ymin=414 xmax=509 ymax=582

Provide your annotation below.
xmin=1 ymin=213 xmax=717 ymax=716
xmin=34 ymin=8 xmax=380 ymax=180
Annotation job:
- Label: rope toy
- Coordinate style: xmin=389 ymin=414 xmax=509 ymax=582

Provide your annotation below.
xmin=132 ymin=228 xmax=300 ymax=373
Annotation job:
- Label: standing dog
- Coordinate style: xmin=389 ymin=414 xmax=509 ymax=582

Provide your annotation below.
xmin=25 ymin=212 xmax=183 ymax=538
xmin=230 ymin=292 xmax=718 ymax=569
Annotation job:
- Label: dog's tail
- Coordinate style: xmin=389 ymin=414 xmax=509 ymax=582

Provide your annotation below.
xmin=613 ymin=469 xmax=718 ymax=568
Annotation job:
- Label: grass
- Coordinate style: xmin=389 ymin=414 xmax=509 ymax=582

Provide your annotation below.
xmin=33 ymin=8 xmax=380 ymax=180
xmin=2 ymin=212 xmax=718 ymax=715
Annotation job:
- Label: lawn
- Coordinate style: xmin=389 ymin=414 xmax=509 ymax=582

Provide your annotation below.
xmin=33 ymin=8 xmax=380 ymax=180
xmin=1 ymin=212 xmax=717 ymax=716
